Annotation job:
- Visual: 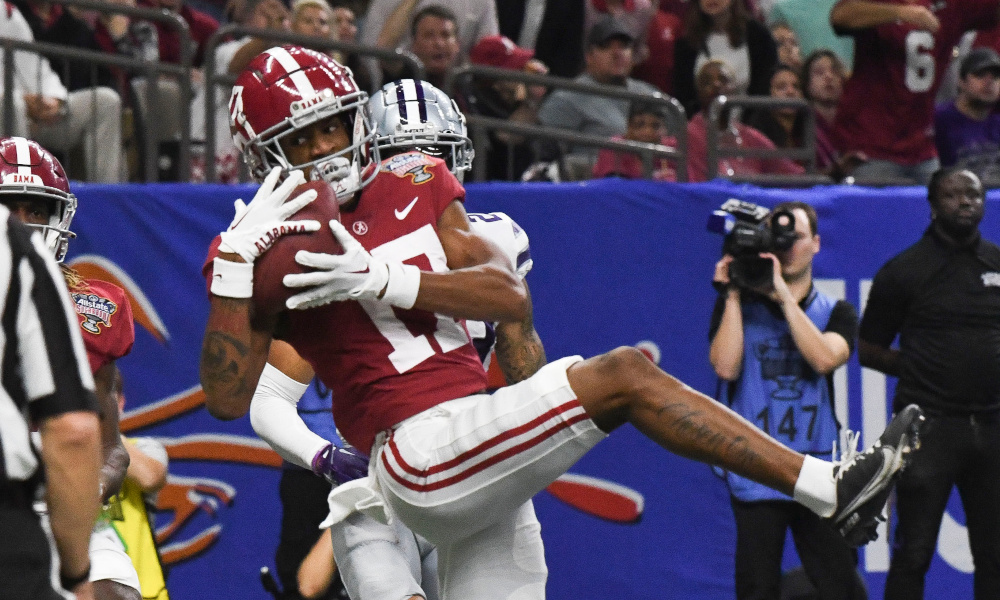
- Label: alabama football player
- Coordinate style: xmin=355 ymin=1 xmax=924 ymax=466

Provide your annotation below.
xmin=202 ymin=45 xmax=922 ymax=600
xmin=244 ymin=78 xmax=544 ymax=600
xmin=0 ymin=136 xmax=141 ymax=600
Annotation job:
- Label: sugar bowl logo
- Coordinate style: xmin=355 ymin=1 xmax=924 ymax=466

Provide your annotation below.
xmin=382 ymin=152 xmax=436 ymax=184
xmin=73 ymin=292 xmax=118 ymax=334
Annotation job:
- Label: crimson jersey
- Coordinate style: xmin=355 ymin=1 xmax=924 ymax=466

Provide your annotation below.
xmin=204 ymin=153 xmax=488 ymax=452
xmin=833 ymin=0 xmax=998 ymax=163
xmin=72 ymin=279 xmax=135 ymax=374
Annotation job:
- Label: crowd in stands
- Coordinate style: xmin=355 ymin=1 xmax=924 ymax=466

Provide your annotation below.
xmin=2 ymin=0 xmax=1000 ymax=185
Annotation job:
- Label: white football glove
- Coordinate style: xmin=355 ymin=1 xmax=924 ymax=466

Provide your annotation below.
xmin=218 ymin=168 xmax=321 ymax=263
xmin=283 ymin=220 xmax=421 ymax=310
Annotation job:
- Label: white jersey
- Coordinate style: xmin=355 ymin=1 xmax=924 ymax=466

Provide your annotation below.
xmin=466 ymin=212 xmax=532 ymax=366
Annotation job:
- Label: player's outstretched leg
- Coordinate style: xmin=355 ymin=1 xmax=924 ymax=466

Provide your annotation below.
xmin=566 ymin=347 xmax=923 ymax=546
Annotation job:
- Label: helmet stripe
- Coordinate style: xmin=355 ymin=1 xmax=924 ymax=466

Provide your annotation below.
xmin=397 ymin=79 xmax=428 ymax=125
xmin=265 ymin=47 xmax=317 ymax=99
xmin=414 ymin=80 xmax=428 ymax=123
xmin=394 ymin=80 xmax=409 ymax=124
xmin=12 ymin=137 xmax=31 ymax=175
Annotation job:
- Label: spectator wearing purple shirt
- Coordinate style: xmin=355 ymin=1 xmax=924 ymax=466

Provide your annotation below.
xmin=935 ymin=48 xmax=1000 ymax=187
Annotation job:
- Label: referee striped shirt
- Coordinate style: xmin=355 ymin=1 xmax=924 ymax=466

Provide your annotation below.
xmin=0 ymin=207 xmax=96 ymax=485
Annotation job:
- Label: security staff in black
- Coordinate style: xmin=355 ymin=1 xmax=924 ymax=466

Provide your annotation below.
xmin=860 ymin=167 xmax=1000 ymax=600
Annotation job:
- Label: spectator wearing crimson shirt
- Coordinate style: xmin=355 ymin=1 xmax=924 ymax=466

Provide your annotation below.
xmin=144 ymin=0 xmax=218 ymax=67
xmin=632 ymin=0 xmax=681 ymax=95
xmin=802 ymin=49 xmax=867 ymax=180
xmin=686 ymin=59 xmax=804 ymax=182
xmin=830 ymin=0 xmax=1000 ymax=184
xmin=592 ymin=101 xmax=677 ymax=180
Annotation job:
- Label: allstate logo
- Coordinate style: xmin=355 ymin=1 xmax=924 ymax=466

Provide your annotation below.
xmin=73 ymin=292 xmax=118 ymax=334
xmin=382 ymin=152 xmax=435 ymax=184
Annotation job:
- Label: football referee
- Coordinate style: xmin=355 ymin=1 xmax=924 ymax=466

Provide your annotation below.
xmin=0 ymin=208 xmax=101 ymax=600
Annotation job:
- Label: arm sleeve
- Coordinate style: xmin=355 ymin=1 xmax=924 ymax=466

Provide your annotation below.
xmin=13 ymin=222 xmax=97 ymax=420
xmin=825 ymin=299 xmax=859 ymax=353
xmin=249 ymin=363 xmax=330 ymax=469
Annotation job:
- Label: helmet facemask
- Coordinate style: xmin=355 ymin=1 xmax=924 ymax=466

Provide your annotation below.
xmin=0 ymin=182 xmax=77 ymax=262
xmin=242 ymin=88 xmax=380 ymax=203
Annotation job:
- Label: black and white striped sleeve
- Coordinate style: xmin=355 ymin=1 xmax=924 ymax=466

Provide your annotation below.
xmin=1 ymin=215 xmax=97 ymax=422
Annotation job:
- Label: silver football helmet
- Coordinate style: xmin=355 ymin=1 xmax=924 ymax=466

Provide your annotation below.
xmin=367 ymin=79 xmax=474 ymax=181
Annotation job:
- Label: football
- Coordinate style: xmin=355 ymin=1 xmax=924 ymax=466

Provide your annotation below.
xmin=253 ymin=179 xmax=343 ymax=316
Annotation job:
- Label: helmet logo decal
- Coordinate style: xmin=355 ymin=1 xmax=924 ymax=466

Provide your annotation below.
xmin=353 ymin=221 xmax=368 ymax=235
xmin=73 ymin=292 xmax=119 ymax=334
xmin=229 ymin=85 xmax=258 ymax=150
xmin=290 ymin=89 xmax=334 ymax=116
xmin=2 ymin=173 xmax=42 ymax=185
xmin=382 ymin=152 xmax=435 ymax=184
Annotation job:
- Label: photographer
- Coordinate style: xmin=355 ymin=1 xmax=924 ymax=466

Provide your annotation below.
xmin=709 ymin=201 xmax=866 ymax=600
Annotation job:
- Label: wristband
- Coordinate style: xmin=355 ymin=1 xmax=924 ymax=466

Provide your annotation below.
xmin=60 ymin=564 xmax=90 ymax=590
xmin=381 ymin=262 xmax=420 ymax=309
xmin=211 ymin=258 xmax=254 ymax=299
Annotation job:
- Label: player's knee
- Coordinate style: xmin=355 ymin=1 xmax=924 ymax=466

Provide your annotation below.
xmin=602 ymin=346 xmax=659 ymax=390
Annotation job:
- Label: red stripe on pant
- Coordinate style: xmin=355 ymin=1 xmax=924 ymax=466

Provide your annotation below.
xmin=392 ymin=400 xmax=585 ymax=479
xmin=382 ymin=410 xmax=591 ymax=493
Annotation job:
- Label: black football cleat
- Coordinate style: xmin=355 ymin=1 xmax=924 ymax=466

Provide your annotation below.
xmin=828 ymin=404 xmax=924 ymax=547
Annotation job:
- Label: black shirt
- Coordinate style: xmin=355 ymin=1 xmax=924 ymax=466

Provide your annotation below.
xmin=860 ymin=226 xmax=1000 ymax=413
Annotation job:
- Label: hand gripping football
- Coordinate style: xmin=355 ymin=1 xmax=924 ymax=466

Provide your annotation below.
xmin=252 ymin=179 xmax=344 ymax=316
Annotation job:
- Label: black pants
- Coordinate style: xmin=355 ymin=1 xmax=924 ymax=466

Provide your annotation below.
xmin=885 ymin=412 xmax=1000 ymax=600
xmin=731 ymin=498 xmax=866 ymax=600
xmin=275 ymin=467 xmax=342 ymax=600
xmin=0 ymin=503 xmax=62 ymax=600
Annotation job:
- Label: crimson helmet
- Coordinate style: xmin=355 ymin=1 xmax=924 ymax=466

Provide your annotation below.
xmin=229 ymin=45 xmax=379 ymax=202
xmin=368 ymin=79 xmax=474 ymax=181
xmin=0 ymin=137 xmax=77 ymax=261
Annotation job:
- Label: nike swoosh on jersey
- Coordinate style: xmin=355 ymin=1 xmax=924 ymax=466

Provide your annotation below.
xmin=395 ymin=197 xmax=419 ymax=220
